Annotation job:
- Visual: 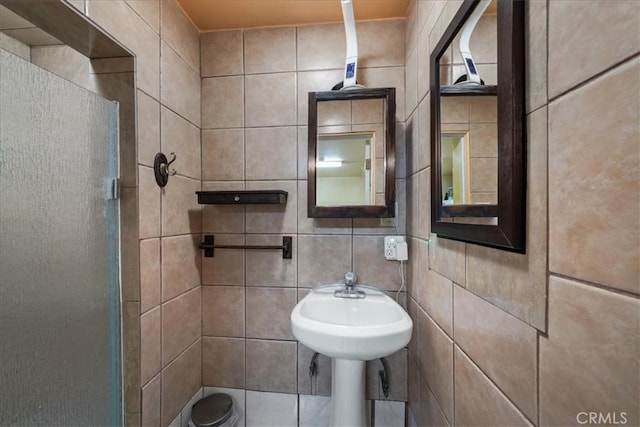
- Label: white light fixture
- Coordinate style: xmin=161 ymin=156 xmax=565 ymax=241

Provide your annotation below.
xmin=317 ymin=161 xmax=343 ymax=168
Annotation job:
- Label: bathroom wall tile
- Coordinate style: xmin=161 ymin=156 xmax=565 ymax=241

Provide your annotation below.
xmin=417 ymin=96 xmax=430 ymax=171
xmin=359 ymin=66 xmax=406 ymax=122
xmin=202 ymin=129 xmax=244 ymax=181
xmin=440 ymin=96 xmax=468 ymax=124
xmin=245 ymin=127 xmax=297 ymax=180
xmin=140 ymin=238 xmax=161 ymax=313
xmin=162 ymin=287 xmax=201 ymax=366
xmin=245 ymin=73 xmax=296 ymax=127
xmin=405 ymin=0 xmax=417 ymax=58
xmin=297 ymin=23 xmax=345 ymax=71
xmin=168 ymin=413 xmax=180 ymax=427
xmin=407 ymin=296 xmax=419 ymax=359
xmin=246 ymin=287 xmax=297 ymax=340
xmin=136 ymin=89 xmax=160 ymax=168
xmin=246 ymin=391 xmax=298 ymax=427
xmin=407 ymin=352 xmax=420 ymax=425
xmin=160 ymin=0 xmax=199 ymax=73
xmin=201 ymin=234 xmax=245 ymax=286
xmin=245 ymin=234 xmax=297 ymax=287
xmin=161 ymin=340 xmax=202 ymax=426
xmin=0 ymin=32 xmax=30 ymax=60
xmin=202 ymin=337 xmax=245 ymax=388
xmin=125 ymin=0 xmax=159 ymax=33
xmin=428 ymin=234 xmax=465 ymax=286
xmin=161 ymin=175 xmax=201 ymax=236
xmin=298 ymin=343 xmax=332 ymax=396
xmin=203 ymin=387 xmax=246 ymax=427
xmin=468 ymin=123 xmax=497 ymax=158
xmin=454 ymin=347 xmax=532 ymax=426
xmin=123 ymin=302 xmax=141 ymax=413
xmin=297 ymin=181 xmax=353 ymax=234
xmin=180 ymin=388 xmax=203 ymax=427
xmin=298 ymin=127 xmax=309 ymax=179
xmin=297 ymin=235 xmax=352 ymax=287
xmin=297 ymin=69 xmax=344 ymax=125
xmin=405 ymin=48 xmax=418 ymax=118
xmin=405 ymin=111 xmax=419 ymax=177
xmin=548 ymin=0 xmax=639 ymax=98
xmin=374 ymin=400 xmax=405 ymax=427
xmin=246 ymin=340 xmax=297 ymax=393
xmin=317 ymin=100 xmax=352 ymax=126
xmin=525 ymin=0 xmax=547 ymax=113
xmin=539 ymin=276 xmax=640 ymax=426
xmin=417 ymin=270 xmax=452 ymax=338
xmin=299 ymin=394 xmax=332 ymax=427
xmin=201 ymin=30 xmax=243 ymax=77
xmin=161 ymin=234 xmax=201 ymax=302
xmin=358 ymin=20 xmax=405 ymax=68
xmin=31 ymin=45 xmax=91 ymax=89
xmin=416 ymin=168 xmax=430 ymax=240
xmin=201 ymin=181 xmax=245 ymax=234
xmin=353 ymin=236 xmax=402 ymax=291
xmin=382 ymin=348 xmax=408 ymax=402
xmin=406 ymin=175 xmax=417 ymax=237
xmin=161 ymin=106 xmax=201 ymax=180
xmin=142 ymin=374 xmax=161 ymax=427
xmin=468 ymin=96 xmax=497 ymax=123
xmin=139 ymin=166 xmax=161 ymax=238
xmin=465 ymin=107 xmax=548 ymax=330
xmin=245 ymin=181 xmax=297 ymax=234
xmin=201 ymin=76 xmax=244 ymax=129
xmin=419 ymin=378 xmax=450 ymax=427
xmin=140 ymin=306 xmax=161 ymax=387
xmin=416 ymin=17 xmax=431 ymax=102
xmin=244 ymin=27 xmax=296 ymax=74
xmin=202 ymin=285 xmax=245 ymax=338
xmin=0 ymin=6 xmax=32 ymax=28
xmin=549 ymin=59 xmax=639 ymax=293
xmin=454 ymin=286 xmax=538 ymax=422
xmin=120 ymin=187 xmax=140 ymax=304
xmin=161 ymin=41 xmax=200 ymax=127
xmin=469 ymin=158 xmax=497 ymax=193
xmin=417 ymin=307 xmax=453 ymax=423
xmin=353 ymin=179 xmax=406 ymax=236
xmin=90 ymin=56 xmax=135 ymax=74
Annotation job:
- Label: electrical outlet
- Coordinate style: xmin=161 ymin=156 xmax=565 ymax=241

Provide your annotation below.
xmin=384 ymin=236 xmax=405 ymax=260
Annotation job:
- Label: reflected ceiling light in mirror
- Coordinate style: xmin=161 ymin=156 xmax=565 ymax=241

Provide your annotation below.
xmin=317 ymin=160 xmax=343 ymax=168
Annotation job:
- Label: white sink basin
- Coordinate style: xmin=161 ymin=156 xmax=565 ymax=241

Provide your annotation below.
xmin=291 ymin=284 xmax=412 ymax=361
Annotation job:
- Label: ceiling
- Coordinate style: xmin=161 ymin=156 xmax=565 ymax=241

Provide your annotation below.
xmin=177 ymin=0 xmax=410 ymax=32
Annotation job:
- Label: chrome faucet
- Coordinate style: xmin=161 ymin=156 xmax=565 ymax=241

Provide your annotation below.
xmin=334 ymin=271 xmax=365 ymax=299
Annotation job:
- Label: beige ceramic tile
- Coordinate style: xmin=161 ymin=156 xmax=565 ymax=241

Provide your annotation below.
xmin=0 ymin=5 xmax=32 ymax=29
xmin=245 ymin=234 xmax=297 ymax=287
xmin=358 ymin=19 xmax=405 ymax=68
xmin=244 ymin=27 xmax=296 ymax=74
xmin=245 ymin=181 xmax=297 ymax=234
xmin=139 ymin=166 xmax=161 ymax=239
xmin=160 ymin=42 xmax=200 ymax=127
xmin=140 ymin=238 xmax=160 ymax=313
xmin=359 ymin=67 xmax=406 ymax=122
xmin=454 ymin=286 xmax=538 ymax=422
xmin=469 ymin=158 xmax=497 ymax=193
xmin=416 ymin=168 xmax=430 ymax=240
xmin=383 ymin=348 xmax=408 ymax=401
xmin=469 ymin=96 xmax=497 ymax=123
xmin=548 ymin=0 xmax=640 ymax=98
xmin=298 ymin=127 xmax=309 ymax=179
xmin=353 ymin=236 xmax=402 ymax=291
xmin=245 ymin=73 xmax=296 ymax=127
xmin=120 ymin=187 xmax=140 ymax=304
xmin=407 ymin=237 xmax=426 ymax=299
xmin=317 ymin=100 xmax=352 ymax=126
xmin=297 ymin=69 xmax=344 ymax=125
xmin=201 ymin=234 xmax=245 ymax=286
xmin=418 ymin=270 xmax=453 ymax=338
xmin=297 ymin=23 xmax=345 ymax=71
xmin=454 ymin=347 xmax=533 ymax=427
xmin=407 ymin=352 xmax=421 ymax=424
xmin=161 ymin=287 xmax=201 ymax=366
xmin=0 ymin=32 xmax=30 ymax=60
xmin=201 ymin=76 xmax=244 ymax=129
xmin=353 ymin=178 xmax=406 ymax=235
xmin=417 ymin=96 xmax=430 ymax=171
xmin=465 ymin=107 xmax=547 ymax=330
xmin=31 ymin=45 xmax=91 ymax=88
xmin=246 ymin=287 xmax=297 ymax=340
xmin=440 ymin=96 xmax=468 ymax=124
xmin=469 ymin=123 xmax=497 ymax=158
xmin=161 ymin=234 xmax=201 ymax=302
xmin=405 ymin=111 xmax=419 ymax=177
xmin=417 ymin=307 xmax=454 ymax=423
xmin=140 ymin=306 xmax=161 ymax=385
xmin=161 ymin=106 xmax=200 ymax=180
xmin=201 ymin=30 xmax=243 ymax=77
xmin=161 ymin=340 xmax=201 ymax=426
xmin=246 ymin=127 xmax=297 ymax=180
xmin=202 ymin=285 xmax=245 ymax=338
xmin=246 ymin=339 xmax=297 ymax=393
xmin=525 ymin=0 xmax=547 ymax=113
xmin=540 ymin=276 xmax=640 ymax=426
xmin=417 ymin=17 xmax=431 ymax=102
xmin=202 ymin=337 xmax=245 ymax=388
xmin=298 ymin=343 xmax=332 ymax=396
xmin=202 ymin=129 xmax=244 ymax=181
xmin=141 ymin=374 xmax=161 ymax=427
xmin=405 ymin=48 xmax=418 ymax=118
xmin=405 ymin=0 xmax=417 ymax=58
xmin=160 ymin=0 xmax=199 ymax=72
xmin=201 ymin=181 xmax=245 ymax=234
xmin=136 ymin=89 xmax=160 ymax=168
xmin=297 ymin=181 xmax=353 ymax=234
xmin=549 ymin=59 xmax=639 ymax=293
xmin=125 ymin=0 xmax=159 ymax=33
xmin=297 ymin=235 xmax=352 ymax=287
xmin=428 ymin=234 xmax=465 ymax=286
xmin=161 ymin=175 xmax=201 ymax=236
xmin=122 ymin=302 xmax=141 ymax=413
xmin=420 ymin=377 xmax=450 ymax=427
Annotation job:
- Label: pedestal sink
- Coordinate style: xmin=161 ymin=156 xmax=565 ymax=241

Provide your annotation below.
xmin=291 ymin=282 xmax=412 ymax=427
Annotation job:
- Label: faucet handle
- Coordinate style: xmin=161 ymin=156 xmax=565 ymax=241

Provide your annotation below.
xmin=344 ymin=271 xmax=357 ymax=286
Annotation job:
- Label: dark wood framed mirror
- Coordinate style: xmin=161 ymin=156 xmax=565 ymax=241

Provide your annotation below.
xmin=430 ymin=0 xmax=525 ymax=252
xmin=308 ymin=88 xmax=396 ymax=218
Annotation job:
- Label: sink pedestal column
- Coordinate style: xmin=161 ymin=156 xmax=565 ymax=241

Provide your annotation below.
xmin=330 ymin=358 xmax=366 ymax=427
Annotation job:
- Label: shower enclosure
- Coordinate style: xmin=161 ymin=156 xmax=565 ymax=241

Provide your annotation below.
xmin=0 ymin=48 xmax=121 ymax=425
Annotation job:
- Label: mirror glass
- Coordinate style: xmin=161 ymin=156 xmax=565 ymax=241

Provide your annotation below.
xmin=308 ymin=88 xmax=395 ymax=218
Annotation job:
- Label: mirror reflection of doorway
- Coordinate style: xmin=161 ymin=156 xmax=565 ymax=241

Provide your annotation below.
xmin=441 ymin=132 xmax=471 ymax=205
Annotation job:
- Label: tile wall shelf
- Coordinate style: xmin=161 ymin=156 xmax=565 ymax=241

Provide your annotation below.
xmin=196 ymin=190 xmax=288 ymax=205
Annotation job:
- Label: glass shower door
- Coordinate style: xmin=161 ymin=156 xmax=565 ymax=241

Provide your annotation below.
xmin=0 ymin=48 xmax=121 ymax=425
